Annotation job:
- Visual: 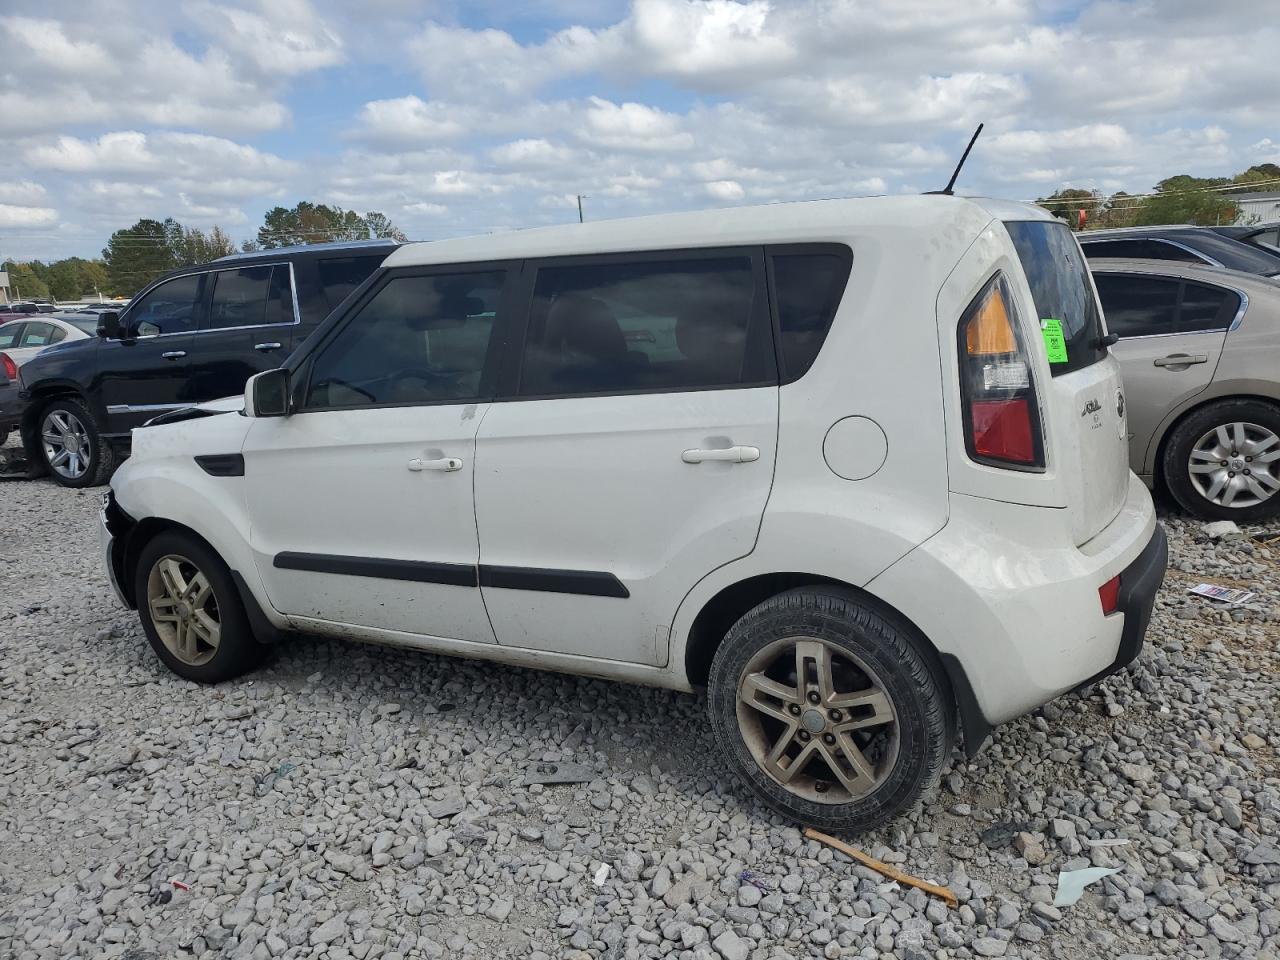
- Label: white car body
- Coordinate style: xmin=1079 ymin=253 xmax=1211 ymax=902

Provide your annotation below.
xmin=0 ymin=316 xmax=94 ymax=367
xmin=104 ymin=195 xmax=1164 ymax=757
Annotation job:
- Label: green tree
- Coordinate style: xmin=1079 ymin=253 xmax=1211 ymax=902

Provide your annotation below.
xmin=76 ymin=259 xmax=110 ymax=299
xmin=46 ymin=260 xmax=82 ymax=301
xmin=1036 ymin=188 xmax=1103 ymax=229
xmin=1133 ymin=175 xmax=1239 ymax=226
xmin=102 ymin=218 xmax=177 ymax=297
xmin=255 ymin=202 xmax=406 ymax=248
xmin=168 ymin=223 xmax=237 ymax=265
xmin=2 ymin=261 xmax=51 ymax=300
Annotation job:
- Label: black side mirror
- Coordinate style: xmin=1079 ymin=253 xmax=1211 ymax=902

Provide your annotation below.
xmin=248 ymin=368 xmax=290 ymax=418
xmin=96 ymin=311 xmax=122 ymax=339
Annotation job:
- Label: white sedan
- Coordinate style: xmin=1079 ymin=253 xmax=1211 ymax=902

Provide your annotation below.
xmin=0 ymin=314 xmax=97 ymax=369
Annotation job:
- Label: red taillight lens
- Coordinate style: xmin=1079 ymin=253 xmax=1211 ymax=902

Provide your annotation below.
xmin=971 ymin=398 xmax=1036 ymax=464
xmin=1099 ymin=574 xmax=1121 ymax=615
xmin=958 ymin=275 xmax=1045 ymax=470
xmin=0 ymin=353 xmax=15 ymax=382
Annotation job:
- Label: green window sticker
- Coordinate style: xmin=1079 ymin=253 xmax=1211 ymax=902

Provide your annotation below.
xmin=1040 ymin=318 xmax=1068 ymax=364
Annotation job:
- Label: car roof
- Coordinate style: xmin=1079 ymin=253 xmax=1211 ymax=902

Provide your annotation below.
xmin=385 ymin=195 xmax=1054 ymax=270
xmin=213 ymin=238 xmax=401 ymax=264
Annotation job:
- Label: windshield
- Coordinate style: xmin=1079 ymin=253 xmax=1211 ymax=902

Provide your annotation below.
xmin=67 ymin=317 xmax=100 ymax=334
xmin=1004 ymin=220 xmax=1107 ymax=377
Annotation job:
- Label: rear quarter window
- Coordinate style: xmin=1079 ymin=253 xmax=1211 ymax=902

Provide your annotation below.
xmin=1004 ymin=220 xmax=1106 ymax=377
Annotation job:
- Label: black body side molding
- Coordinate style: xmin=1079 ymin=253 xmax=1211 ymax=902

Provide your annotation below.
xmin=195 ymin=453 xmax=245 ymax=477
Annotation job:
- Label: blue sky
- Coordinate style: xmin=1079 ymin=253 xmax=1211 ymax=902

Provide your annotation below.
xmin=2 ymin=0 xmax=1277 ymax=262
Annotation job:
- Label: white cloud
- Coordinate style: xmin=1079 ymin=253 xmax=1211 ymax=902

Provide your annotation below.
xmin=0 ymin=203 xmax=57 ymax=227
xmin=187 ymin=0 xmax=344 ymax=76
xmin=580 ymin=98 xmax=693 ymax=151
xmin=704 ymin=179 xmax=744 ymax=201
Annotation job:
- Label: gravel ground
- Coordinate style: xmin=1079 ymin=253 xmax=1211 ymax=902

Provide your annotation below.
xmin=1 ymin=467 xmax=1277 ymax=960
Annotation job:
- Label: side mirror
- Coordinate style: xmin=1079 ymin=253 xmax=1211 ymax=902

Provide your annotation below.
xmin=96 ymin=311 xmax=122 ymax=339
xmin=245 ymin=368 xmax=291 ymax=418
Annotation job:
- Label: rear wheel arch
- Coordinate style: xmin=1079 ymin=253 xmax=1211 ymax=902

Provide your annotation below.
xmin=681 ymin=574 xmax=973 ymax=746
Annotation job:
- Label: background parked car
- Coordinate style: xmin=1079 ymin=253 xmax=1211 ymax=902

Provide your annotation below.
xmin=1091 ymin=258 xmax=1280 ymax=520
xmin=0 ymin=315 xmax=95 ymax=366
xmin=1080 ymin=226 xmax=1280 ymax=277
xmin=17 ymin=239 xmax=398 ymax=487
xmin=1212 ymin=221 xmax=1280 ymax=255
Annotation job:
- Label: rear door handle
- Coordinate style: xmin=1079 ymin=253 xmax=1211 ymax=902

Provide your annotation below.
xmin=161 ymin=351 xmax=186 ymax=360
xmin=254 ymin=342 xmax=283 ymax=352
xmin=407 ymin=457 xmax=463 ymax=472
xmin=682 ymin=445 xmax=761 ymax=464
xmin=1153 ymin=354 xmax=1208 ymax=367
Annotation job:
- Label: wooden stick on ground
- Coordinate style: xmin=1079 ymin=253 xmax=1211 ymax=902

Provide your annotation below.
xmin=803 ymin=827 xmax=959 ymax=908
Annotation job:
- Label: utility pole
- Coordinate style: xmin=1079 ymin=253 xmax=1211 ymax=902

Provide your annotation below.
xmin=577 ymin=195 xmax=586 ymax=223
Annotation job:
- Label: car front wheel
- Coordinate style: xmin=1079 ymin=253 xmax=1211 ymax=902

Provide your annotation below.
xmin=135 ymin=531 xmax=262 ymax=683
xmin=1163 ymin=399 xmax=1280 ymax=522
xmin=708 ymin=587 xmax=952 ymax=832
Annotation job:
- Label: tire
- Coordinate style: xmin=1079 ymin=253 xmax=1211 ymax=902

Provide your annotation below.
xmin=135 ymin=530 xmax=262 ymax=683
xmin=37 ymin=397 xmax=115 ymax=488
xmin=708 ymin=587 xmax=952 ymax=833
xmin=1162 ymin=399 xmax=1280 ymax=522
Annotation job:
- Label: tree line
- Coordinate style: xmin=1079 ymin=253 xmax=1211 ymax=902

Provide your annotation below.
xmin=1038 ymin=163 xmax=1280 ymax=230
xmin=4 ymin=203 xmax=409 ymax=302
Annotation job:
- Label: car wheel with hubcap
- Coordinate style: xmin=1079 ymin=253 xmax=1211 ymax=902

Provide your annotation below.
xmin=1164 ymin=399 xmax=1280 ymax=522
xmin=136 ymin=531 xmax=262 ymax=683
xmin=39 ymin=397 xmax=114 ymax=488
xmin=708 ymin=587 xmax=952 ymax=832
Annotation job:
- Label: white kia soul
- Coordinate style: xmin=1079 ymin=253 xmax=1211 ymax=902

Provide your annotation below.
xmin=103 ymin=196 xmax=1167 ymax=831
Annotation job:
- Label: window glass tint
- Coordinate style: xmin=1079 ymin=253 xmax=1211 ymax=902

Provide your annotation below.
xmin=1004 ymin=221 xmax=1106 ymax=376
xmin=1081 ymin=238 xmax=1202 ymax=263
xmin=771 ymin=251 xmax=851 ymax=381
xmin=129 ymin=274 xmax=202 ymax=337
xmin=207 ymin=266 xmax=291 ymax=330
xmin=519 ymin=257 xmax=756 ymax=396
xmin=1179 ymin=282 xmax=1238 ymax=332
xmin=50 ymin=326 xmax=67 ymax=343
xmin=305 ymin=271 xmax=503 ymax=409
xmin=318 ymin=256 xmax=386 ymax=310
xmin=1093 ymin=275 xmax=1179 ymax=338
xmin=0 ymin=323 xmax=23 ymax=349
xmin=20 ymin=322 xmax=55 ymax=347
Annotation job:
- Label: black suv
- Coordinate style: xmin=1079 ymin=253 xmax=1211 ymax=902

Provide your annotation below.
xmin=18 ymin=240 xmax=398 ymax=487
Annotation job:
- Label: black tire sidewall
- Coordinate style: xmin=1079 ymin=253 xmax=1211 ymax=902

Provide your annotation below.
xmin=708 ymin=588 xmax=950 ymax=832
xmin=39 ymin=397 xmax=113 ymax=488
xmin=134 ymin=531 xmax=259 ymax=683
xmin=1163 ymin=399 xmax=1280 ymax=522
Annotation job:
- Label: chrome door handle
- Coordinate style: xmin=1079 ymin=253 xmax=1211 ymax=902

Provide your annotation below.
xmin=682 ymin=445 xmax=761 ymax=464
xmin=161 ymin=351 xmax=186 ymax=360
xmin=254 ymin=342 xmax=283 ymax=352
xmin=407 ymin=457 xmax=463 ymax=472
xmin=1153 ymin=354 xmax=1208 ymax=367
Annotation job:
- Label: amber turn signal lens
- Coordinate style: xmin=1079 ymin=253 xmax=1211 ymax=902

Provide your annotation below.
xmin=965 ymin=285 xmax=1017 ymax=356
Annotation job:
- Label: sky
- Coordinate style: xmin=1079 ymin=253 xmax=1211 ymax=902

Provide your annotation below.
xmin=2 ymin=0 xmax=1278 ymax=262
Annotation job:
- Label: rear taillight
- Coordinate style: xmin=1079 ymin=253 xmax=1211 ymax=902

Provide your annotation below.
xmin=1099 ymin=574 xmax=1121 ymax=615
xmin=0 ymin=353 xmax=15 ymax=382
xmin=958 ymin=275 xmax=1045 ymax=470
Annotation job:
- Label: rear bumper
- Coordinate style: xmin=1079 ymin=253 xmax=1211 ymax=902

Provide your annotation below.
xmin=867 ymin=472 xmax=1165 ymax=754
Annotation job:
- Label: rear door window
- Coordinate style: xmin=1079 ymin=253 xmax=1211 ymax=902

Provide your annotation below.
xmin=516 ymin=254 xmax=766 ymax=397
xmin=1004 ymin=220 xmax=1107 ymax=376
xmin=1179 ymin=281 xmax=1239 ymax=332
xmin=318 ymin=256 xmax=388 ymax=310
xmin=206 ymin=266 xmax=292 ymax=330
xmin=1080 ymin=238 xmax=1204 ymax=263
xmin=768 ymin=245 xmax=852 ymax=382
xmin=1093 ymin=275 xmax=1179 ymax=338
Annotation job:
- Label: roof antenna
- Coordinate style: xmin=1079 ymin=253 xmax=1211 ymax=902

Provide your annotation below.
xmin=929 ymin=123 xmax=984 ymax=196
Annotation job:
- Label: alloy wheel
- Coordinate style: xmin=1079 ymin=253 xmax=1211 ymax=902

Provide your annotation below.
xmin=1188 ymin=422 xmax=1280 ymax=509
xmin=146 ymin=554 xmax=221 ymax=666
xmin=41 ymin=410 xmax=91 ymax=480
xmin=735 ymin=637 xmax=898 ymax=804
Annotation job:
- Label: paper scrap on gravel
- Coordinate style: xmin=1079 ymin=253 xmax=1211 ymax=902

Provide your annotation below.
xmin=1189 ymin=583 xmax=1256 ymax=605
xmin=1054 ymin=867 xmax=1119 ymax=906
xmin=803 ymin=827 xmax=958 ymax=908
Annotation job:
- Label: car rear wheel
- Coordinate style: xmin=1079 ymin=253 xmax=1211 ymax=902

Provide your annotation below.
xmin=1163 ymin=399 xmax=1280 ymax=522
xmin=708 ymin=587 xmax=952 ymax=832
xmin=39 ymin=397 xmax=114 ymax=488
xmin=135 ymin=531 xmax=262 ymax=683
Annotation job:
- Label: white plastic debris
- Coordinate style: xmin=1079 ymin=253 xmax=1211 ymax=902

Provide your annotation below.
xmin=1083 ymin=837 xmax=1132 ymax=847
xmin=1053 ymin=867 xmax=1119 ymax=907
xmin=1200 ymin=520 xmax=1243 ymax=541
xmin=593 ymin=863 xmax=610 ymax=887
